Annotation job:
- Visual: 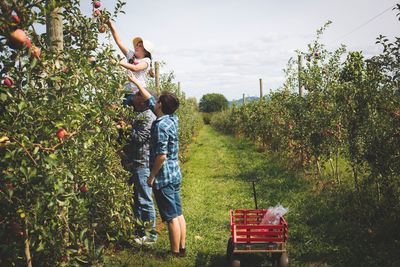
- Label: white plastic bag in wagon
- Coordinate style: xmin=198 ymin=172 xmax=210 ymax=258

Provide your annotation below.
xmin=260 ymin=204 xmax=288 ymax=225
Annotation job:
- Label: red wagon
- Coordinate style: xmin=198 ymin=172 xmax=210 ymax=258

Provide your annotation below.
xmin=227 ymin=209 xmax=289 ymax=267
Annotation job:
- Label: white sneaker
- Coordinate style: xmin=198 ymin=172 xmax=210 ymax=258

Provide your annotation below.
xmin=134 ymin=236 xmax=156 ymax=246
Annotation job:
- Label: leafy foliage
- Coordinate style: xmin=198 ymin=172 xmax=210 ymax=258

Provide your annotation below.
xmin=0 ymin=1 xmax=200 ymax=266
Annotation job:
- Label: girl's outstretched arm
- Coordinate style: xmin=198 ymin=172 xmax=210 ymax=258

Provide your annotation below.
xmin=107 ymin=20 xmax=129 ymax=56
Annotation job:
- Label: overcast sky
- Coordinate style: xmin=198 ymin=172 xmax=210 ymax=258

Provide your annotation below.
xmin=82 ymin=0 xmax=400 ymax=101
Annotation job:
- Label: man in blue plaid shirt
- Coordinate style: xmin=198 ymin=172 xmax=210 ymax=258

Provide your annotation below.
xmin=128 ymin=73 xmax=187 ymax=257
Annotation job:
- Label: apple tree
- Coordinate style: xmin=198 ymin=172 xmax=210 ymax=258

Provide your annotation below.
xmin=0 ymin=0 xmax=140 ymax=266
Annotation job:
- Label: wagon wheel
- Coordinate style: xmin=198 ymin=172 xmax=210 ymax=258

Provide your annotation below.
xmin=272 ymin=252 xmax=289 ymax=267
xmin=226 ymin=238 xmax=241 ymax=267
xmin=226 ymin=238 xmax=234 ymax=261
xmin=230 ymin=254 xmax=241 ymax=267
xmin=272 ymin=253 xmax=280 ymax=267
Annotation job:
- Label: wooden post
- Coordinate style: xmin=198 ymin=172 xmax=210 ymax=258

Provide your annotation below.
xmin=336 ymin=150 xmax=340 ymax=184
xmin=155 ymin=61 xmax=160 ymax=95
xmin=298 ymin=55 xmax=303 ymax=97
xmin=259 ymin=78 xmax=263 ymax=100
xmin=242 ymin=93 xmax=245 ymax=105
xmin=46 ymin=3 xmax=63 ymax=52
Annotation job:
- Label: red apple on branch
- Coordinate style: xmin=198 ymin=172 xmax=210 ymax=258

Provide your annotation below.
xmin=26 ymin=38 xmax=31 ymax=49
xmin=3 ymin=78 xmax=13 ymax=86
xmin=11 ymin=15 xmax=20 ymax=24
xmin=9 ymin=29 xmax=30 ymax=49
xmin=93 ymin=9 xmax=101 ymax=17
xmin=56 ymin=128 xmax=67 ymax=139
xmin=80 ymin=185 xmax=88 ymax=193
xmin=94 ymin=1 xmax=101 ymax=8
xmin=98 ymin=25 xmax=106 ymax=33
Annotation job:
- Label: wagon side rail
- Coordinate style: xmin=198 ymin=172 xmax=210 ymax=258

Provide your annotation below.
xmin=230 ymin=209 xmax=288 ymax=253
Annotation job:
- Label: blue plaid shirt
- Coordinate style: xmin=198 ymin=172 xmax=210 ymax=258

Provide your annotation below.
xmin=146 ymin=96 xmax=181 ymax=189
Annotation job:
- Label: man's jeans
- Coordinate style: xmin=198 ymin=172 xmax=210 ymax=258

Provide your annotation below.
xmin=131 ymin=167 xmax=156 ymax=236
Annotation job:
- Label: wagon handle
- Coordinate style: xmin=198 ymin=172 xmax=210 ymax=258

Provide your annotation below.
xmin=252 ymin=180 xmax=258 ymax=210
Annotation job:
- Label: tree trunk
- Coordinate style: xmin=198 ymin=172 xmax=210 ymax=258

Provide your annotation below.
xmin=24 ymin=218 xmax=32 ymax=267
xmin=329 ymin=157 xmax=335 ymax=181
xmin=46 ymin=2 xmax=63 ymax=89
xmin=46 ymin=3 xmax=63 ymax=52
xmin=315 ymin=156 xmax=322 ymax=180
xmin=24 ymin=238 xmax=32 ymax=267
xmin=352 ymin=163 xmax=361 ymax=205
xmin=335 ymin=150 xmax=340 ymax=184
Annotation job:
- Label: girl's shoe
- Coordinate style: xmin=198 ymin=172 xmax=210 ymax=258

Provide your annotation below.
xmin=134 ymin=236 xmax=156 ymax=246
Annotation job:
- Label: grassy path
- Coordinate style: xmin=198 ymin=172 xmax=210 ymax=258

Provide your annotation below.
xmin=106 ymin=125 xmax=400 ymax=267
xmin=106 ymin=125 xmax=309 ymax=267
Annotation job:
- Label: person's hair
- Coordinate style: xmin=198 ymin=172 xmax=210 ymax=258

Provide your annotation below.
xmin=132 ymin=89 xmax=157 ymax=112
xmin=144 ymin=51 xmax=155 ymax=78
xmin=148 ymin=62 xmax=155 ymax=78
xmin=144 ymin=50 xmax=152 ymax=60
xmin=158 ymin=92 xmax=179 ymax=114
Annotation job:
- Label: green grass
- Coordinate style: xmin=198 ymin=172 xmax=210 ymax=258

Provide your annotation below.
xmin=105 ymin=125 xmax=400 ymax=267
xmin=105 ymin=126 xmax=301 ymax=266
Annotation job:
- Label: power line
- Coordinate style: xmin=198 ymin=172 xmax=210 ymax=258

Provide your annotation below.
xmin=335 ymin=4 xmax=396 ymax=41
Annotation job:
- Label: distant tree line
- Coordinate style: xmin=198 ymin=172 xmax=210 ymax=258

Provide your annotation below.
xmin=199 ymin=93 xmax=228 ymax=113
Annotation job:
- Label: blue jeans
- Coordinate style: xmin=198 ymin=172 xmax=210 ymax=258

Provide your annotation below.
xmin=131 ymin=167 xmax=156 ymax=236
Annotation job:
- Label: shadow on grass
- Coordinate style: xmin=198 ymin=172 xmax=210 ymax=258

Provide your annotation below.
xmin=194 ymin=252 xmax=227 ymax=267
xmin=193 ymin=251 xmax=272 ymax=267
xmin=194 ymin=251 xmax=274 ymax=267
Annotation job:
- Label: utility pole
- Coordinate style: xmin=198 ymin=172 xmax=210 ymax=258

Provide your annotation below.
xmin=259 ymin=78 xmax=263 ymax=100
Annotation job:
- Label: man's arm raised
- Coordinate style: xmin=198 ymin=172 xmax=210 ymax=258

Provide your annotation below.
xmin=127 ymin=73 xmax=151 ymax=100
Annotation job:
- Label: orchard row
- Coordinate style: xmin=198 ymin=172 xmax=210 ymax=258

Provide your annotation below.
xmin=211 ymin=22 xmax=400 ymax=229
